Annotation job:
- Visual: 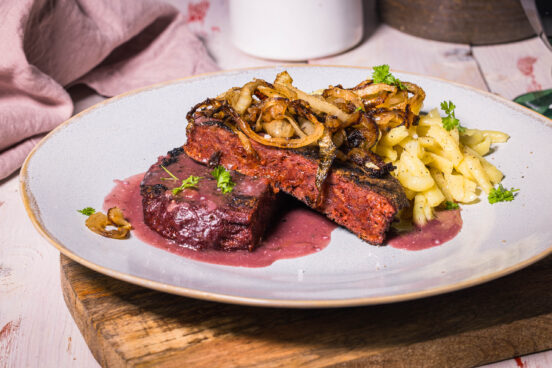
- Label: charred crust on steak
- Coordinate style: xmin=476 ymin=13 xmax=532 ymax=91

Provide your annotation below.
xmin=160 ymin=146 xmax=185 ymax=167
xmin=207 ymin=151 xmax=222 ymax=168
xmin=140 ymin=183 xmax=168 ymax=197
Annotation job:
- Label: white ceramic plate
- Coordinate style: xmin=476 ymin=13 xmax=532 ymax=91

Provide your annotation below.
xmin=21 ymin=66 xmax=552 ymax=308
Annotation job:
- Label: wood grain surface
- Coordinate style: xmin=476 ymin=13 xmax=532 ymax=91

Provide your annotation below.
xmin=61 ymin=254 xmax=552 ymax=368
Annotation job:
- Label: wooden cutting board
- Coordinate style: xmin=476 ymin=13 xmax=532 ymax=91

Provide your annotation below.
xmin=60 ymin=253 xmax=552 ymax=368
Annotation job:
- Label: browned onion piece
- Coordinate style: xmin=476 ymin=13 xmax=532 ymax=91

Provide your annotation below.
xmin=332 ymin=128 xmax=347 ymax=148
xmin=233 ymin=80 xmax=265 ymax=114
xmin=352 ymin=113 xmax=380 ymax=149
xmin=274 ymin=82 xmax=352 ymax=123
xmin=282 ymin=115 xmax=307 ymax=138
xmin=403 ymin=82 xmax=425 ymax=115
xmin=274 ymin=70 xmax=293 ymax=86
xmin=259 ymin=97 xmax=289 ymax=122
xmin=381 ymin=89 xmax=408 ymax=110
xmin=372 ymin=110 xmax=406 ymax=132
xmin=352 ymin=82 xmax=397 ymax=98
xmin=224 ymin=104 xmax=324 ymax=149
xmin=85 ymin=207 xmax=131 ymax=239
xmin=315 ymin=128 xmax=337 ymax=206
xmin=257 ymin=85 xmax=285 ymax=99
xmin=322 ymin=86 xmax=364 ymax=113
xmin=262 ymin=119 xmax=295 ymax=138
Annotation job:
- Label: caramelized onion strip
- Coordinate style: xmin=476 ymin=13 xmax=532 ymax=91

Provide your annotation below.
xmin=225 ymin=105 xmax=324 ymax=149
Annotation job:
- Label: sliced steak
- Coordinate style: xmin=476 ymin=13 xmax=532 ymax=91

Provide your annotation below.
xmin=184 ymin=119 xmax=409 ymax=245
xmin=140 ymin=148 xmax=277 ymax=251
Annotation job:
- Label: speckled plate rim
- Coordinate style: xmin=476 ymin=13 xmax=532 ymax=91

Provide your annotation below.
xmin=20 ymin=65 xmax=552 ymax=308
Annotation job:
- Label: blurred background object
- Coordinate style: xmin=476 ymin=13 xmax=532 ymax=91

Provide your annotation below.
xmin=521 ymin=0 xmax=552 ymax=51
xmin=229 ymin=0 xmax=364 ymax=60
xmin=379 ymin=0 xmax=535 ymax=45
xmin=515 ymin=0 xmax=552 ymax=117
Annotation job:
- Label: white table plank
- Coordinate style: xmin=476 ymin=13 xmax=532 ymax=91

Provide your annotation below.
xmin=473 ymin=37 xmax=552 ymax=100
xmin=164 ymin=0 xmax=304 ymax=69
xmin=310 ymin=24 xmax=488 ymax=90
xmin=0 ymin=173 xmax=99 ymax=368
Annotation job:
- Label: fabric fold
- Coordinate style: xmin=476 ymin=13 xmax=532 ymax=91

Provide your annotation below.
xmin=0 ymin=0 xmax=219 ymax=180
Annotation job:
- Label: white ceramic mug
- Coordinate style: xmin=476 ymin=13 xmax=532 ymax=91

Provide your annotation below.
xmin=229 ymin=0 xmax=364 ymax=61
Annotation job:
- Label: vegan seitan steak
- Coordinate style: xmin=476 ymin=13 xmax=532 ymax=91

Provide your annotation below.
xmin=184 ymin=118 xmax=409 ymax=245
xmin=140 ymin=148 xmax=277 ymax=251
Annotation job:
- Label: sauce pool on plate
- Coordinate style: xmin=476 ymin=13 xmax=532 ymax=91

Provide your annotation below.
xmin=103 ymin=174 xmax=463 ymax=267
xmin=104 ymin=173 xmax=337 ymax=267
xmin=388 ymin=210 xmax=463 ymax=251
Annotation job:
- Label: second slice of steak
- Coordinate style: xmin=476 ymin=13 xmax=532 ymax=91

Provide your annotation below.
xmin=140 ymin=148 xmax=276 ymax=251
xmin=184 ymin=119 xmax=409 ymax=245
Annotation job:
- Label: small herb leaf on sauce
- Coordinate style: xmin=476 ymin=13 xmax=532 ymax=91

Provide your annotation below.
xmin=78 ymin=207 xmax=96 ymax=216
xmin=372 ymin=64 xmax=406 ymax=90
xmin=172 ymin=175 xmax=202 ymax=195
xmin=488 ymin=184 xmax=519 ymax=204
xmin=445 ymin=201 xmax=459 ymax=210
xmin=211 ymin=165 xmax=236 ymax=194
xmin=440 ymin=100 xmax=466 ymax=132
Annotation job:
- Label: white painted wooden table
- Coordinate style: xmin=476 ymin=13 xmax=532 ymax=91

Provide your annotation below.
xmin=2 ymin=1 xmax=552 ymax=367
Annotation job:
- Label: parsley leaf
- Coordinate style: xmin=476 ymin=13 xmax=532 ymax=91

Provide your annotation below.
xmin=440 ymin=100 xmax=466 ymax=132
xmin=172 ymin=175 xmax=202 ymax=195
xmin=77 ymin=207 xmax=96 ymax=216
xmin=211 ymin=165 xmax=236 ymax=194
xmin=160 ymin=165 xmax=202 ymax=195
xmin=355 ymin=106 xmax=365 ymax=112
xmin=372 ymin=64 xmax=406 ymax=90
xmin=160 ymin=165 xmax=179 ymax=181
xmin=488 ymin=184 xmax=519 ymax=204
xmin=445 ymin=201 xmax=459 ymax=210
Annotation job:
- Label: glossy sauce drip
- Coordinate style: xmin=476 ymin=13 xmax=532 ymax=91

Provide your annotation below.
xmin=104 ymin=173 xmax=337 ymax=267
xmin=388 ymin=209 xmax=463 ymax=251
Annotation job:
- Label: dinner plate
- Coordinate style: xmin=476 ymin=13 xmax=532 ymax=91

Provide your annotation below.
xmin=21 ymin=65 xmax=552 ymax=308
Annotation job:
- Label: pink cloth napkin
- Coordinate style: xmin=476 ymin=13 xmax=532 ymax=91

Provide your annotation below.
xmin=0 ymin=0 xmax=219 ymax=180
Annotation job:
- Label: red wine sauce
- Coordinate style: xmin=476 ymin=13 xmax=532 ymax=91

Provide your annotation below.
xmin=104 ymin=173 xmax=337 ymax=267
xmin=388 ymin=210 xmax=463 ymax=251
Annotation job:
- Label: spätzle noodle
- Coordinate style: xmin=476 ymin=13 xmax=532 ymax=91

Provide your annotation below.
xmin=375 ymin=108 xmax=509 ymax=226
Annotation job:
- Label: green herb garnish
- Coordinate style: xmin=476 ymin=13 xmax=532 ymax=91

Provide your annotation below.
xmin=355 ymin=106 xmax=365 ymax=112
xmin=488 ymin=184 xmax=519 ymax=204
xmin=77 ymin=207 xmax=96 ymax=216
xmin=172 ymin=175 xmax=202 ymax=195
xmin=445 ymin=201 xmax=459 ymax=210
xmin=160 ymin=165 xmax=179 ymax=181
xmin=440 ymin=100 xmax=466 ymax=132
xmin=211 ymin=165 xmax=236 ymax=194
xmin=160 ymin=165 xmax=202 ymax=195
xmin=372 ymin=64 xmax=406 ymax=90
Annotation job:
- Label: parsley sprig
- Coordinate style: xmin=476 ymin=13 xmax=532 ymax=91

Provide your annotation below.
xmin=440 ymin=100 xmax=466 ymax=132
xmin=211 ymin=165 xmax=236 ymax=194
xmin=372 ymin=64 xmax=406 ymax=90
xmin=445 ymin=201 xmax=459 ymax=210
xmin=77 ymin=207 xmax=96 ymax=216
xmin=488 ymin=184 xmax=519 ymax=204
xmin=172 ymin=175 xmax=202 ymax=195
xmin=160 ymin=165 xmax=202 ymax=195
